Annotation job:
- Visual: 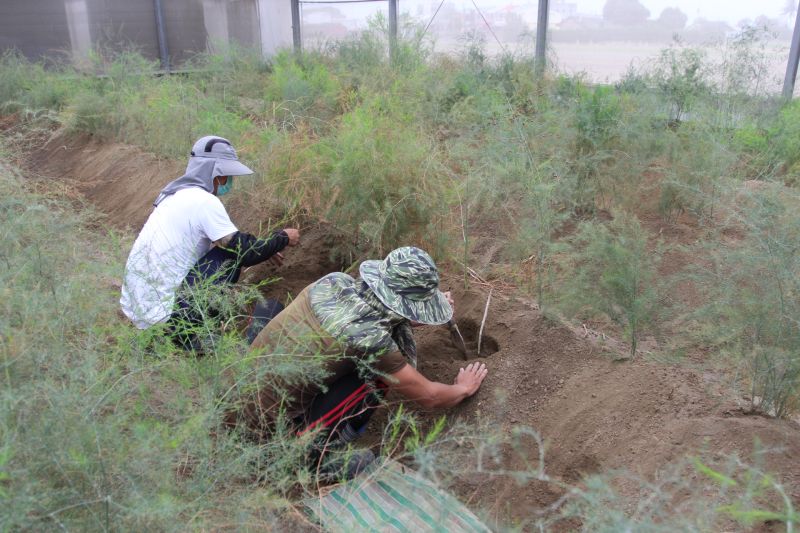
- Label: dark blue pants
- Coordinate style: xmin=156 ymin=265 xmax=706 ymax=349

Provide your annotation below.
xmin=168 ymin=247 xmax=283 ymax=350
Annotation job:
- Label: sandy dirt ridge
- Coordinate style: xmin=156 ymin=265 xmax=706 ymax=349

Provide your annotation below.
xmin=21 ymin=131 xmax=800 ymax=529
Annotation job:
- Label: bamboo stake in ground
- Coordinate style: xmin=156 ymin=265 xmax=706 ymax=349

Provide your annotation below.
xmin=447 ymin=319 xmax=469 ymax=360
xmin=477 ymin=288 xmax=493 ymax=356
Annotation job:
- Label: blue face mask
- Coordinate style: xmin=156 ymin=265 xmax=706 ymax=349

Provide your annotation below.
xmin=216 ymin=177 xmax=233 ymax=196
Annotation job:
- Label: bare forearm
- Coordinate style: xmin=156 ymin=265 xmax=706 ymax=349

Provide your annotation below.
xmin=390 ymin=362 xmax=487 ymax=410
xmin=415 ymin=382 xmax=471 ymax=409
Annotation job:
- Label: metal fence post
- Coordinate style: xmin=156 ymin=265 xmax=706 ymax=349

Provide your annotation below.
xmin=784 ymin=1 xmax=800 ymax=99
xmin=291 ymin=0 xmax=302 ymax=53
xmin=534 ymin=0 xmax=549 ymax=75
xmin=389 ymin=0 xmax=398 ymax=61
xmin=153 ymin=0 xmax=170 ymax=72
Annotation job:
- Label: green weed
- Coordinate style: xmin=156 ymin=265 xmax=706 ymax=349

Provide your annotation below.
xmin=307 ymin=95 xmax=449 ymax=260
xmin=264 ymin=51 xmax=342 ymax=131
xmin=0 ymin=50 xmax=78 ymax=114
xmin=559 ymin=212 xmax=660 ymax=357
xmin=508 ymin=174 xmax=570 ymax=308
xmin=0 ymin=164 xmax=315 ymax=530
xmin=692 ymin=186 xmax=800 ymax=417
xmin=651 ymin=43 xmax=710 ymax=124
xmin=557 ymin=451 xmax=797 ymax=531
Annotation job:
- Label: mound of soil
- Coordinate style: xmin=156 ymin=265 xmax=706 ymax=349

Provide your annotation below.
xmin=25 ymin=132 xmax=800 ymax=529
xmin=412 ymin=286 xmax=800 ymax=527
xmin=239 ymin=224 xmax=344 ymax=303
xmin=29 ymin=132 xmax=184 ymax=231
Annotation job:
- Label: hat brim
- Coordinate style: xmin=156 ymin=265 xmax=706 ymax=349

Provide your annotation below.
xmin=215 ymin=159 xmax=254 ymax=177
xmin=360 ymin=260 xmax=453 ymax=325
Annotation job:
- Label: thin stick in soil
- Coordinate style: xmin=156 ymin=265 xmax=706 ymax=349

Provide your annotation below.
xmin=448 ymin=320 xmax=469 ymax=360
xmin=478 ymin=288 xmax=493 ymax=356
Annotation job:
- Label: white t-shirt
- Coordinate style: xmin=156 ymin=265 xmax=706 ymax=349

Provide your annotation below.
xmin=120 ymin=188 xmax=238 ymax=329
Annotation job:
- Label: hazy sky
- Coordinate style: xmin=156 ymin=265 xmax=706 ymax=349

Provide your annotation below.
xmin=573 ymin=0 xmax=792 ymax=25
xmin=389 ymin=0 xmax=795 ymax=26
xmin=305 ymin=0 xmax=796 ymax=34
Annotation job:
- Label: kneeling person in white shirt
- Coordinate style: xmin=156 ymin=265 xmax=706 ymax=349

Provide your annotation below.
xmin=120 ymin=135 xmax=300 ymax=350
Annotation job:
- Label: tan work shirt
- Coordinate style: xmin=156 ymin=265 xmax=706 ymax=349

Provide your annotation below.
xmin=238 ymin=285 xmax=406 ymax=431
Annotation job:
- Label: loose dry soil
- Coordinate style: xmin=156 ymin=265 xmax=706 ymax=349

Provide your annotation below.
xmin=25 ymin=132 xmax=800 ymax=530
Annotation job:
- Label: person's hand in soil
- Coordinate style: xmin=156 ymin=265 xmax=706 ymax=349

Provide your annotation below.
xmin=268 ymin=229 xmax=300 ymax=266
xmin=455 ymin=362 xmax=488 ymax=397
xmin=390 ymin=361 xmax=489 ymax=409
xmin=266 ymin=229 xmax=299 ymax=266
xmin=283 ymin=228 xmax=301 ymax=246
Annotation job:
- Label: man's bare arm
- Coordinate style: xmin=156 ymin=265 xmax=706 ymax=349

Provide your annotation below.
xmin=387 ymin=362 xmax=488 ymax=409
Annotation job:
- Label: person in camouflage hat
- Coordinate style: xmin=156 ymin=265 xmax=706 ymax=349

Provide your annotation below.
xmin=230 ymin=246 xmax=489 ymax=480
xmin=358 ymin=246 xmax=454 ymax=326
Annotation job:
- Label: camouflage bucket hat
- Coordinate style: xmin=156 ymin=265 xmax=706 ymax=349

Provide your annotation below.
xmin=359 ymin=247 xmax=453 ymax=325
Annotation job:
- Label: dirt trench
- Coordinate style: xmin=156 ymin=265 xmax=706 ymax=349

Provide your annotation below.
xmin=24 ymin=131 xmax=800 ymax=529
xmin=27 ymin=131 xmax=343 ymax=299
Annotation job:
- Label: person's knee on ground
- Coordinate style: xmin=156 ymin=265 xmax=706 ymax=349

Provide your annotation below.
xmin=245 ymin=299 xmax=285 ymax=344
xmin=169 ymin=248 xmax=289 ymax=351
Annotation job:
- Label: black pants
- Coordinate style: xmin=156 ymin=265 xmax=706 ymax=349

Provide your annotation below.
xmin=168 ymin=247 xmax=283 ymax=350
xmin=296 ymin=372 xmax=387 ymax=447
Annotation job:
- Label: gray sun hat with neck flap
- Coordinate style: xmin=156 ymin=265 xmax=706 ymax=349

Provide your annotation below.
xmin=188 ymin=135 xmax=254 ymax=177
xmin=153 ymin=135 xmax=254 ymax=206
xmin=359 ymin=246 xmax=453 ymax=325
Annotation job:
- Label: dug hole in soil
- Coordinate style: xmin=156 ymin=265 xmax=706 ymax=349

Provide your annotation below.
xmin=25 ymin=131 xmax=800 ymax=530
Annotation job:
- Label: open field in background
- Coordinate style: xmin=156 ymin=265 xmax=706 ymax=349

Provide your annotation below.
xmin=3 ymin=19 xmax=800 ymax=531
xmin=430 ymin=39 xmax=794 ymax=93
xmin=551 ymin=41 xmax=790 ymax=88
xmin=302 ymin=17 xmax=795 ymax=93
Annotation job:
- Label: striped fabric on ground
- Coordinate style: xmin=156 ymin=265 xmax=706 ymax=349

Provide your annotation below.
xmin=305 ymin=459 xmax=491 ymax=533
